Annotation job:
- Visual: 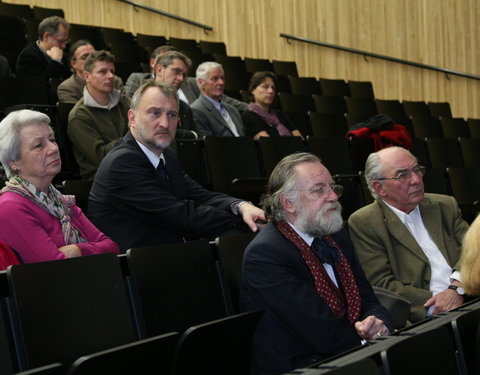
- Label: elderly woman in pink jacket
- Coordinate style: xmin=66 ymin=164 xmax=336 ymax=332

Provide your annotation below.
xmin=0 ymin=109 xmax=119 ymax=263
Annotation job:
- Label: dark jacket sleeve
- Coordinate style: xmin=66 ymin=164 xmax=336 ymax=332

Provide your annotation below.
xmin=242 ymin=109 xmax=297 ymax=137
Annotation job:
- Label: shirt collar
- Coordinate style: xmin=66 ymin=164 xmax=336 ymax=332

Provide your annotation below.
xmin=383 ymin=200 xmax=420 ymax=225
xmin=135 ymin=140 xmax=165 ymax=169
xmin=287 ymin=221 xmax=315 ymax=246
xmin=204 ymin=94 xmax=223 ymax=111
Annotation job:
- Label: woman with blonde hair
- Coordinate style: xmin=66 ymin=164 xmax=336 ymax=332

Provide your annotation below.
xmin=460 ymin=214 xmax=480 ymax=295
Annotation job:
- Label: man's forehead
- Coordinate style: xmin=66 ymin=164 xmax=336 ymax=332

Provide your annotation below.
xmin=295 ymin=162 xmax=332 ymax=185
xmin=207 ymin=67 xmax=224 ymax=76
xmin=380 ymin=149 xmax=416 ymax=171
xmin=141 ymin=88 xmax=177 ymax=107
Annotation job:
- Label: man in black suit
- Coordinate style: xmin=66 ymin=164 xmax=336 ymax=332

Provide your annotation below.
xmin=88 ymin=81 xmax=265 ymax=251
xmin=16 ymin=16 xmax=70 ymax=80
xmin=240 ymin=152 xmax=393 ymax=375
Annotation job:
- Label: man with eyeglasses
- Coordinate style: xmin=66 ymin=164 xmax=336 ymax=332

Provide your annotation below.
xmin=349 ymin=146 xmax=468 ymax=323
xmin=240 ymin=152 xmax=392 ymax=375
xmin=153 ymin=51 xmax=198 ymax=137
xmin=57 ymin=40 xmax=124 ymax=104
xmin=16 ymin=16 xmax=70 ymax=80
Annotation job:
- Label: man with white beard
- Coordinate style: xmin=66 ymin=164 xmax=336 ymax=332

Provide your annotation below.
xmin=240 ymin=152 xmax=393 ymax=375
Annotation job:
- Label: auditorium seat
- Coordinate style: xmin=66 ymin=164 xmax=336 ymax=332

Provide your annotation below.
xmin=309 ymin=112 xmax=348 ymax=137
xmin=13 ymin=363 xmax=64 ymax=375
xmin=199 ymin=40 xmax=227 ymax=55
xmin=168 ymin=37 xmax=200 ymax=53
xmin=0 ymin=2 xmax=33 ymax=20
xmin=347 ymin=80 xmax=375 ymax=99
xmin=284 ymin=111 xmax=312 ymax=136
xmin=62 ymin=180 xmax=93 ymax=214
xmin=288 ymin=76 xmax=321 ymax=95
xmin=458 ymin=137 xmax=480 ymax=168
xmin=411 ymin=137 xmax=431 ymax=168
xmin=428 ymin=101 xmax=452 ymax=118
xmin=126 ymin=240 xmax=227 ymax=338
xmin=345 ymin=97 xmax=377 ymax=117
xmin=467 ymin=118 xmax=480 ymax=138
xmin=307 ymin=136 xmax=354 ymax=175
xmin=68 ymin=24 xmax=107 ymax=50
xmin=203 ymin=136 xmax=264 ymax=198
xmin=319 ymin=78 xmax=349 ymax=97
xmin=244 ymin=57 xmax=273 ymax=73
xmin=170 ymin=310 xmax=263 ymax=375
xmin=440 ymin=118 xmax=469 ymax=138
xmin=381 ymin=326 xmax=459 ymax=375
xmin=410 ymin=115 xmax=443 ymax=138
xmin=313 ymin=95 xmax=347 ymax=115
xmin=312 ymin=358 xmax=381 ymax=375
xmin=135 ymin=33 xmax=167 ymax=52
xmin=423 ymin=168 xmax=450 ymax=195
xmin=272 ymin=60 xmax=298 ymax=77
xmin=7 ymin=254 xmax=137 ymax=369
xmin=67 ymin=332 xmax=179 ymax=375
xmin=213 ymin=54 xmax=246 ymax=73
xmin=425 ymin=138 xmax=463 ymax=168
xmin=257 ymin=136 xmax=307 ymax=176
xmin=403 ymin=100 xmax=430 ymax=117
xmin=451 ymin=308 xmax=480 ymax=375
xmin=32 ymin=6 xmax=64 ymax=20
xmin=278 ymin=92 xmax=315 ymax=113
xmin=375 ymin=99 xmax=411 ymax=127
xmin=215 ymin=232 xmax=257 ymax=314
xmin=446 ymin=167 xmax=480 ymax=223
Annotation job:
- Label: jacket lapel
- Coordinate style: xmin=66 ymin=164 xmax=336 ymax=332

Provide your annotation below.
xmin=379 ymin=200 xmax=430 ymax=264
xmin=201 ymin=96 xmax=235 ymax=135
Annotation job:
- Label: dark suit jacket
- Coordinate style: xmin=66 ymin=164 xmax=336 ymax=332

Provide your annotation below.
xmin=88 ymin=131 xmax=244 ymax=251
xmin=191 ymin=95 xmax=245 ymax=137
xmin=348 ymin=193 xmax=468 ymax=322
xmin=240 ymin=223 xmax=392 ymax=375
xmin=124 ymin=72 xmax=151 ymax=98
xmin=16 ymin=43 xmax=69 ymax=80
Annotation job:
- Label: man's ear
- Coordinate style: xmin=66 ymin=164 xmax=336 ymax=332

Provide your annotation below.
xmin=42 ymin=31 xmax=50 ymax=42
xmin=280 ymin=194 xmax=296 ymax=214
xmin=127 ymin=109 xmax=136 ymax=129
xmin=371 ymin=180 xmax=387 ymax=198
xmin=83 ymin=70 xmax=90 ymax=82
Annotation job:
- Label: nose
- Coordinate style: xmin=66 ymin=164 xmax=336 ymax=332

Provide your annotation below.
xmin=158 ymin=113 xmax=170 ymax=128
xmin=325 ymin=185 xmax=339 ymax=202
xmin=47 ymin=140 xmax=59 ymax=155
xmin=410 ymin=170 xmax=422 ymax=184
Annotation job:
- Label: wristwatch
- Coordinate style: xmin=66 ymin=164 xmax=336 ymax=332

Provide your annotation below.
xmin=448 ymin=285 xmax=465 ymax=295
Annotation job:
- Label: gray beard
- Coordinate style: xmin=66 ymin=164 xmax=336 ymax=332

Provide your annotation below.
xmin=295 ymin=201 xmax=344 ymax=237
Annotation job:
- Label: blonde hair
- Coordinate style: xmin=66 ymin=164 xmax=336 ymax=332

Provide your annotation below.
xmin=460 ymin=214 xmax=480 ymax=295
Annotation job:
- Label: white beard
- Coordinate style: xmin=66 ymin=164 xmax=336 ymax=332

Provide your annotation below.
xmin=295 ymin=201 xmax=343 ymax=237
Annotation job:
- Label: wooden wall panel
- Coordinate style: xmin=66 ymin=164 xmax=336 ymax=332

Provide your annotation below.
xmin=5 ymin=0 xmax=480 ymax=118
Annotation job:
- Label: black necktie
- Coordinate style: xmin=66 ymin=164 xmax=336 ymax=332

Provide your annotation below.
xmin=157 ymin=159 xmax=172 ymax=192
xmin=311 ymin=236 xmax=341 ymax=266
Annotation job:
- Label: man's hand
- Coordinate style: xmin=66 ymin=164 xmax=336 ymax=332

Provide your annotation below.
xmin=423 ymin=287 xmax=464 ymax=315
xmin=46 ymin=46 xmax=64 ymax=61
xmin=354 ymin=315 xmax=389 ymax=341
xmin=58 ymin=244 xmax=81 ymax=258
xmin=238 ymin=202 xmax=267 ymax=232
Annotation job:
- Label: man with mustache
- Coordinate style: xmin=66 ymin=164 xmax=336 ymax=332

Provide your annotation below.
xmin=240 ymin=152 xmax=392 ymax=375
xmin=88 ymin=81 xmax=265 ymax=252
xmin=348 ymin=146 xmax=468 ymax=322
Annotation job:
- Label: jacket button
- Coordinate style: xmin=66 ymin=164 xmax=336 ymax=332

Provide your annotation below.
xmin=311 ymin=355 xmax=319 ymax=362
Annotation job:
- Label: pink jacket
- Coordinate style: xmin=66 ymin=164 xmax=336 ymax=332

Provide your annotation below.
xmin=0 ymin=192 xmax=120 ymax=263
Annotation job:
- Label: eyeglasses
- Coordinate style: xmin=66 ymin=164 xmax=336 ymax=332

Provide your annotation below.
xmin=376 ymin=165 xmax=426 ymax=184
xmin=298 ymin=184 xmax=343 ymax=199
xmin=49 ymin=34 xmax=70 ymax=46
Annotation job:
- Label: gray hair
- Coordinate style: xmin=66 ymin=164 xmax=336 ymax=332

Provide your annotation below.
xmin=154 ymin=51 xmax=192 ymax=76
xmin=130 ymin=81 xmax=179 ymax=112
xmin=0 ymin=110 xmax=52 ymax=178
xmin=364 ymin=146 xmax=418 ymax=200
xmin=38 ymin=16 xmax=70 ymax=40
xmin=261 ymin=152 xmax=322 ymax=221
xmin=196 ymin=61 xmax=223 ymax=81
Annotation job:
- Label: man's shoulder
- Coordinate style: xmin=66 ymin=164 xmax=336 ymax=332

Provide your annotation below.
xmin=17 ymin=43 xmax=39 ymax=58
xmin=349 ymin=200 xmax=381 ymax=221
xmin=190 ymin=95 xmax=207 ymax=110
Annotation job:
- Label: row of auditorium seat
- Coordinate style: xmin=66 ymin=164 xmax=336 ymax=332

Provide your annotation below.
xmin=286 ymin=298 xmax=480 ymax=375
xmin=0 ymin=234 xmax=263 ymax=374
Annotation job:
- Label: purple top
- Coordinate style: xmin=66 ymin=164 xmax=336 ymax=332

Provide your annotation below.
xmin=0 ymin=192 xmax=120 ymax=263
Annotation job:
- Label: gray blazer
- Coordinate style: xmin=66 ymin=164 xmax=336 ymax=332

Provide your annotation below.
xmin=191 ymin=95 xmax=245 ymax=137
xmin=124 ymin=72 xmax=152 ymax=98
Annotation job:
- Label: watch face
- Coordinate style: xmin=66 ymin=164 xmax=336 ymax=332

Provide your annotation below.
xmin=457 ymin=287 xmax=465 ymax=295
